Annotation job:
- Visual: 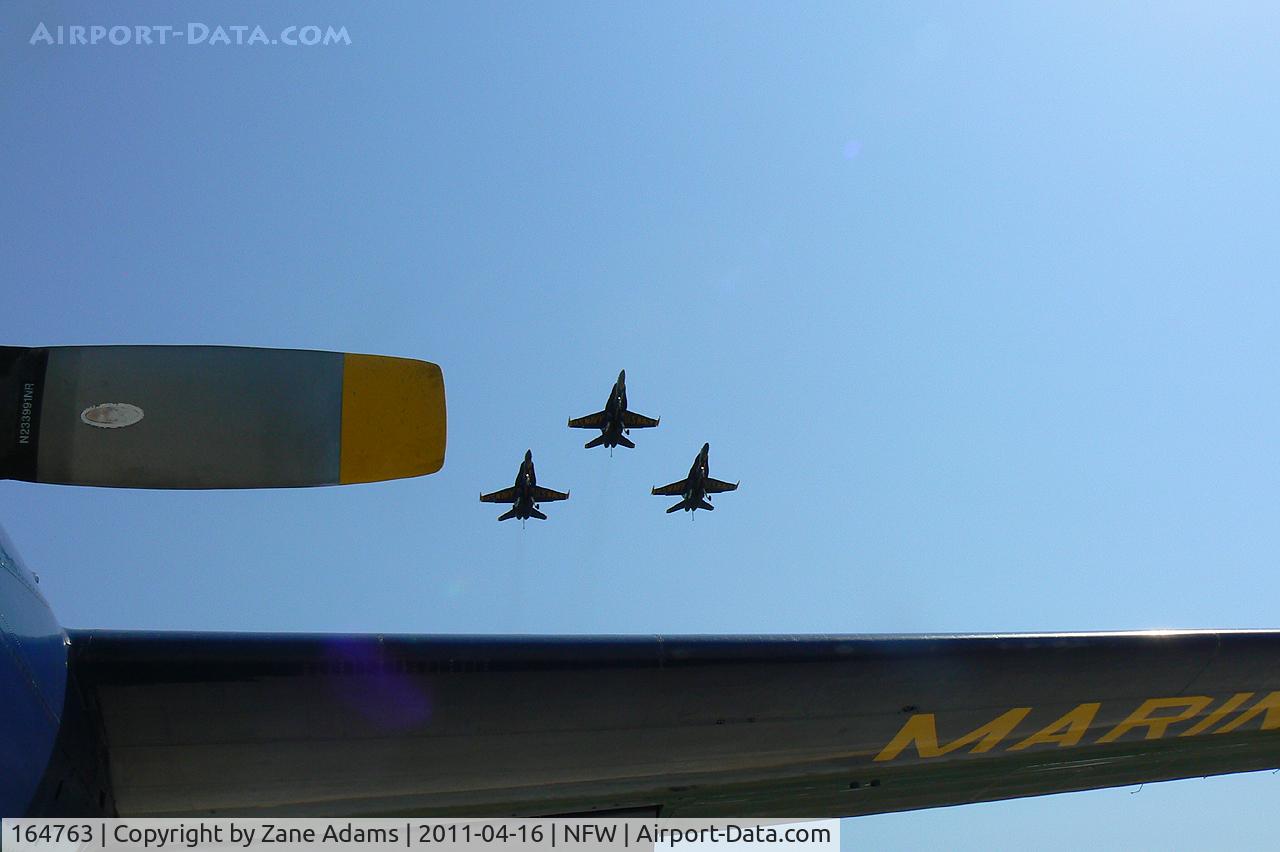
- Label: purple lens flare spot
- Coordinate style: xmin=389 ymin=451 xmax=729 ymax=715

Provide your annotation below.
xmin=323 ymin=638 xmax=434 ymax=732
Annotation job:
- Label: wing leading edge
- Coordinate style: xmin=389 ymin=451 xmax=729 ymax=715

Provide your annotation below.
xmin=63 ymin=629 xmax=1280 ymax=818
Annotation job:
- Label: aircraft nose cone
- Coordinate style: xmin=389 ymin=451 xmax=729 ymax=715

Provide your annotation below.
xmin=702 ymin=442 xmax=710 ymax=455
xmin=618 ymin=369 xmax=626 ymax=383
xmin=525 ymin=449 xmax=533 ymax=462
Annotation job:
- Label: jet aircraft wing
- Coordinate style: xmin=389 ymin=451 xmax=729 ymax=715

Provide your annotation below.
xmin=60 ymin=629 xmax=1280 ymax=818
xmin=621 ymin=412 xmax=660 ymax=429
xmin=567 ymin=412 xmax=607 ymax=430
xmin=651 ymin=480 xmax=688 ymax=497
xmin=530 ymin=486 xmax=570 ymax=503
xmin=703 ymin=478 xmax=738 ymax=494
xmin=479 ymin=487 xmax=518 ymax=504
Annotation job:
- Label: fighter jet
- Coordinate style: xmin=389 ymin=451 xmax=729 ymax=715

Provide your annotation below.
xmin=479 ymin=450 xmax=570 ymax=522
xmin=567 ymin=370 xmax=660 ymax=451
xmin=651 ymin=442 xmax=738 ymax=513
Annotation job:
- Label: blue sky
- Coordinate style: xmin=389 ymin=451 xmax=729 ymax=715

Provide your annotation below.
xmin=4 ymin=1 xmax=1280 ymax=847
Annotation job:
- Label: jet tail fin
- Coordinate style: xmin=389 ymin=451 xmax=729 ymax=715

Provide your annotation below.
xmin=528 ymin=507 xmax=548 ymax=521
xmin=584 ymin=435 xmax=607 ymax=449
xmin=497 ymin=508 xmax=519 ymax=522
xmin=616 ymin=434 xmax=635 ymax=449
xmin=698 ymin=499 xmax=715 ymax=511
xmin=665 ymin=501 xmax=686 ymax=514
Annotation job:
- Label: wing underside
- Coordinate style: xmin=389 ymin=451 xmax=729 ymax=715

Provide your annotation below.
xmin=567 ymin=412 xmax=606 ymax=430
xmin=651 ymin=479 xmax=688 ymax=497
xmin=621 ymin=412 xmax=660 ymax=429
xmin=530 ymin=486 xmax=569 ymax=503
xmin=703 ymin=478 xmax=738 ymax=494
xmin=63 ymin=629 xmax=1280 ymax=818
xmin=479 ymin=487 xmax=517 ymax=503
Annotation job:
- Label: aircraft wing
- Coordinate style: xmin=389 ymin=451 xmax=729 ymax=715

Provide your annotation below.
xmin=567 ymin=412 xmax=606 ymax=429
xmin=651 ymin=479 xmax=688 ymax=497
xmin=530 ymin=486 xmax=569 ymax=503
xmin=478 ymin=487 xmax=518 ymax=504
xmin=704 ymin=478 xmax=738 ymax=494
xmin=63 ymin=629 xmax=1280 ymax=817
xmin=621 ymin=412 xmax=660 ymax=429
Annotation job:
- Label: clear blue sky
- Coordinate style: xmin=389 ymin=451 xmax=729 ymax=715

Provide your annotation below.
xmin=4 ymin=1 xmax=1280 ymax=847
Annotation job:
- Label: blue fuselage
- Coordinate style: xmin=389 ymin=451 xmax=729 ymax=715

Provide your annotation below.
xmin=596 ymin=381 xmax=627 ymax=447
xmin=0 ymin=523 xmax=110 ymax=816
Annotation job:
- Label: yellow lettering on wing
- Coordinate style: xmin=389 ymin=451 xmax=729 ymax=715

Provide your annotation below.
xmin=1096 ymin=697 xmax=1212 ymax=743
xmin=1212 ymin=691 xmax=1280 ymax=734
xmin=1008 ymin=702 xmax=1100 ymax=751
xmin=1180 ymin=693 xmax=1254 ymax=737
xmin=874 ymin=708 xmax=1031 ymax=762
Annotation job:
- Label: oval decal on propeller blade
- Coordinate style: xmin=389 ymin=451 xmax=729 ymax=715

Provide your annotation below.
xmin=81 ymin=403 xmax=145 ymax=429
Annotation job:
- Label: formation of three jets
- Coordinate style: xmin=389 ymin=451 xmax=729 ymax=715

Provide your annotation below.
xmin=479 ymin=371 xmax=739 ymax=521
